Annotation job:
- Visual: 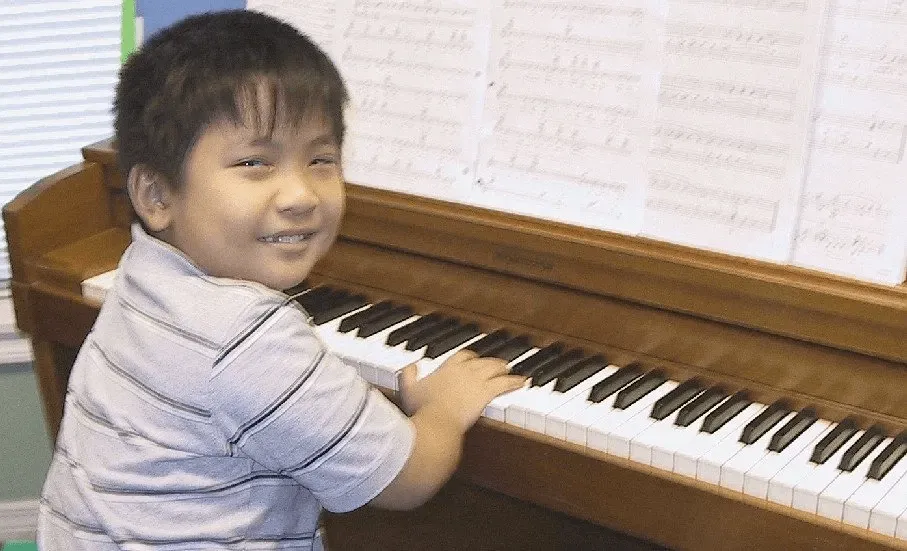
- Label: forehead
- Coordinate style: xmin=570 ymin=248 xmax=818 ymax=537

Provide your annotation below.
xmin=200 ymin=114 xmax=337 ymax=151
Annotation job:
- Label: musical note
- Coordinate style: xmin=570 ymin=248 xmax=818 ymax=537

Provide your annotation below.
xmin=641 ymin=0 xmax=829 ymax=262
xmin=335 ymin=0 xmax=489 ymax=201
xmin=790 ymin=0 xmax=907 ymax=283
xmin=472 ymin=0 xmax=656 ymax=234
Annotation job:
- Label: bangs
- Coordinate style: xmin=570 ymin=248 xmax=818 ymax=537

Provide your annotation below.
xmin=217 ymin=72 xmax=344 ymax=141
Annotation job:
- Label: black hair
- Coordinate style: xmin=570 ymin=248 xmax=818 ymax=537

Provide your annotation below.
xmin=113 ymin=9 xmax=348 ymax=188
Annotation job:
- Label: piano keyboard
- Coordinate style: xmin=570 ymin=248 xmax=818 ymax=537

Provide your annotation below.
xmin=83 ymin=275 xmax=907 ymax=542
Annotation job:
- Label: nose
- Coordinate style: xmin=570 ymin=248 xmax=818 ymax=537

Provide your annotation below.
xmin=275 ymin=172 xmax=320 ymax=215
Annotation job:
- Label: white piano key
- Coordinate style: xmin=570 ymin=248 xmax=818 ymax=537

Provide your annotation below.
xmin=483 ymin=346 xmax=537 ymax=422
xmin=790 ymin=428 xmax=871 ymax=514
xmin=524 ymin=367 xmax=617 ymax=434
xmin=587 ymin=381 xmax=678 ymax=455
xmin=616 ymin=388 xmax=695 ymax=463
xmin=816 ymin=437 xmax=893 ymax=521
xmin=630 ymin=399 xmax=704 ymax=467
xmin=697 ymin=402 xmax=770 ymax=485
xmin=767 ymin=428 xmax=860 ymax=507
xmin=743 ymin=420 xmax=831 ymax=499
xmin=348 ymin=315 xmax=421 ymax=390
xmin=650 ymin=414 xmax=708 ymax=472
xmin=843 ymin=453 xmax=907 ymax=529
xmin=545 ymin=389 xmax=602 ymax=441
xmin=719 ymin=411 xmax=797 ymax=492
xmin=673 ymin=403 xmax=764 ymax=479
xmin=868 ymin=463 xmax=907 ymax=537
xmin=505 ymin=379 xmax=557 ymax=428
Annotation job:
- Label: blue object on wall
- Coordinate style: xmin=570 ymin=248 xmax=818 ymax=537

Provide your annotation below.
xmin=137 ymin=0 xmax=245 ymax=40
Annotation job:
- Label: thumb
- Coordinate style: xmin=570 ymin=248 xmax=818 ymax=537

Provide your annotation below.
xmin=397 ymin=363 xmax=418 ymax=394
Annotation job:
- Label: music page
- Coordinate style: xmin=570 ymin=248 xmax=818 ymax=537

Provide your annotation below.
xmin=335 ymin=0 xmax=489 ymax=201
xmin=641 ymin=0 xmax=830 ymax=262
xmin=791 ymin=0 xmax=907 ymax=284
xmin=471 ymin=1 xmax=662 ymax=234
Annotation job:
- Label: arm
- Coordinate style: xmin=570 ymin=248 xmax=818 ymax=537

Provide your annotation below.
xmin=369 ymin=351 xmax=526 ymax=510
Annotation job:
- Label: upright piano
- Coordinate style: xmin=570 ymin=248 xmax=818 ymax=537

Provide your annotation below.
xmin=5 ymin=139 xmax=907 ymax=550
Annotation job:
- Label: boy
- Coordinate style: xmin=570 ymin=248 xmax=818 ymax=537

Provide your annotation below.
xmin=37 ymin=10 xmax=525 ymax=550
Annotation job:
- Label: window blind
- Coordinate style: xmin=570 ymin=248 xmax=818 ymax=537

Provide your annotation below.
xmin=0 ymin=0 xmax=121 ymax=281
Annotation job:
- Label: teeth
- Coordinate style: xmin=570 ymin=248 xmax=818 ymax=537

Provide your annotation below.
xmin=261 ymin=234 xmax=310 ymax=244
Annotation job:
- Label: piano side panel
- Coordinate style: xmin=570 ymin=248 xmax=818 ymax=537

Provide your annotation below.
xmin=2 ymin=162 xmax=112 ymax=333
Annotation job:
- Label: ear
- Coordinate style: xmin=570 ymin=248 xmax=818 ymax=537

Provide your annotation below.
xmin=127 ymin=165 xmax=173 ymax=232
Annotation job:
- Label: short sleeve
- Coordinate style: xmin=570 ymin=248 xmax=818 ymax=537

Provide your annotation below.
xmin=208 ymin=303 xmax=415 ymax=513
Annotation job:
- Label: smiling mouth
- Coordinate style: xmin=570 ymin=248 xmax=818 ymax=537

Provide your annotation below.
xmin=259 ymin=233 xmax=315 ymax=244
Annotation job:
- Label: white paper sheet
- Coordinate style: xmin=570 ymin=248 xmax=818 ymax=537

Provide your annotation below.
xmin=790 ymin=0 xmax=907 ymax=284
xmin=335 ymin=0 xmax=489 ymax=201
xmin=641 ymin=0 xmax=831 ymax=262
xmin=470 ymin=1 xmax=662 ymax=234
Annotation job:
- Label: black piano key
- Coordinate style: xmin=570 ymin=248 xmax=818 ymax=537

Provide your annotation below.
xmin=838 ymin=424 xmax=886 ymax=472
xmin=809 ymin=417 xmax=858 ymax=465
xmin=295 ymin=285 xmax=335 ymax=313
xmin=675 ymin=386 xmax=728 ymax=428
xmin=310 ymin=293 xmax=368 ymax=325
xmin=554 ymin=355 xmax=609 ymax=393
xmin=614 ymin=370 xmax=667 ymax=410
xmin=307 ymin=288 xmax=350 ymax=316
xmin=338 ymin=300 xmax=394 ymax=333
xmin=385 ymin=312 xmax=443 ymax=346
xmin=424 ymin=324 xmax=481 ymax=358
xmin=485 ymin=336 xmax=533 ymax=362
xmin=464 ymin=330 xmax=512 ymax=356
xmin=739 ymin=399 xmax=792 ymax=445
xmin=404 ymin=317 xmax=461 ymax=351
xmin=531 ymin=348 xmax=586 ymax=387
xmin=356 ymin=305 xmax=414 ymax=338
xmin=650 ymin=377 xmax=704 ymax=421
xmin=701 ymin=391 xmax=752 ymax=434
xmin=588 ymin=363 xmax=644 ymax=403
xmin=510 ymin=343 xmax=565 ymax=377
xmin=768 ymin=408 xmax=818 ymax=452
xmin=867 ymin=430 xmax=907 ymax=480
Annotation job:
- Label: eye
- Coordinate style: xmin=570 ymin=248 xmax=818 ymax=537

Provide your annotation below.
xmin=310 ymin=156 xmax=337 ymax=166
xmin=236 ymin=158 xmax=269 ymax=168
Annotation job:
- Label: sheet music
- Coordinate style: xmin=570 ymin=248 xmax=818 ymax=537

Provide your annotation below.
xmin=247 ymin=0 xmax=340 ymax=59
xmin=335 ymin=0 xmax=489 ymax=201
xmin=790 ymin=0 xmax=907 ymax=284
xmin=470 ymin=1 xmax=662 ymax=233
xmin=641 ymin=0 xmax=831 ymax=262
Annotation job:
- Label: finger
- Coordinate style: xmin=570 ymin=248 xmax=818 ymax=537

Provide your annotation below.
xmin=447 ymin=349 xmax=479 ymax=365
xmin=487 ymin=374 xmax=530 ymax=397
xmin=469 ymin=357 xmax=510 ymax=377
xmin=397 ymin=362 xmax=418 ymax=393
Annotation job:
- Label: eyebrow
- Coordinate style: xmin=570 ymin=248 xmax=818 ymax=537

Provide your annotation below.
xmin=240 ymin=133 xmax=337 ymax=149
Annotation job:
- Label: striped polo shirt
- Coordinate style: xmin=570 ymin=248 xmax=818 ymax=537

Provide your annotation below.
xmin=38 ymin=224 xmax=415 ymax=550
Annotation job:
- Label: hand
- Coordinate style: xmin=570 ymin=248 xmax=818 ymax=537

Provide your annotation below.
xmin=397 ymin=350 xmax=527 ymax=431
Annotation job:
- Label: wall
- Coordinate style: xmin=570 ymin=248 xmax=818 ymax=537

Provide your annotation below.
xmin=138 ymin=0 xmax=245 ymax=39
xmin=0 ymin=362 xmax=51 ymax=501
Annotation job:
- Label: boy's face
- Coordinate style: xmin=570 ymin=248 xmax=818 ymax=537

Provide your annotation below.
xmin=159 ymin=116 xmax=344 ymax=291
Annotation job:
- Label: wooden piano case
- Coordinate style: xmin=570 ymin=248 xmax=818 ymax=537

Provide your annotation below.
xmin=4 ymin=139 xmax=906 ymax=550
